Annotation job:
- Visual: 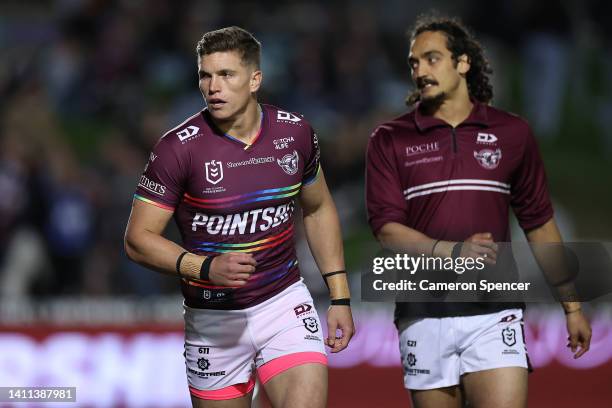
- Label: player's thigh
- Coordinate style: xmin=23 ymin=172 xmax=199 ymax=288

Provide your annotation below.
xmin=409 ymin=385 xmax=463 ymax=408
xmin=462 ymin=367 xmax=527 ymax=408
xmin=262 ymin=363 xmax=327 ymax=408
xmin=191 ymin=391 xmax=253 ymax=408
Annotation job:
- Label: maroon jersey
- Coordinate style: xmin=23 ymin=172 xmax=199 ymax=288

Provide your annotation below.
xmin=135 ymin=104 xmax=320 ymax=310
xmin=366 ymin=102 xmax=553 ymax=318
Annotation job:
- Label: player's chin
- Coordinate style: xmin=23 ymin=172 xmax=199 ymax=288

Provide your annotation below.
xmin=208 ymin=107 xmax=232 ymax=120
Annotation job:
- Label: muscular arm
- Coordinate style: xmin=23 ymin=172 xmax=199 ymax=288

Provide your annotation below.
xmin=298 ymin=170 xmax=348 ymax=296
xmin=298 ymin=169 xmax=354 ymax=352
xmin=124 ymin=200 xmax=204 ymax=279
xmin=125 ymin=200 xmax=256 ymax=286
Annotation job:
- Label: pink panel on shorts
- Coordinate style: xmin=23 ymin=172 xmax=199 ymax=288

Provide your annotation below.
xmin=257 ymin=351 xmax=327 ymax=385
xmin=189 ymin=376 xmax=256 ymax=400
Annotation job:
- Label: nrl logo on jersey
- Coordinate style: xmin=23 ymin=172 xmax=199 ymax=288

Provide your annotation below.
xmin=277 ymin=150 xmax=299 ymax=175
xmin=205 ymin=160 xmax=224 ymax=184
xmin=474 ymin=148 xmax=502 ymax=169
xmin=277 ymin=110 xmax=302 ymax=125
xmin=177 ymin=125 xmax=200 ymax=142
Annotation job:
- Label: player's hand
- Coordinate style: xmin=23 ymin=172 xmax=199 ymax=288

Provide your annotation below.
xmin=462 ymin=232 xmax=498 ymax=265
xmin=326 ymin=305 xmax=355 ymax=353
xmin=209 ymin=253 xmax=257 ymax=287
xmin=566 ymin=310 xmax=592 ymax=359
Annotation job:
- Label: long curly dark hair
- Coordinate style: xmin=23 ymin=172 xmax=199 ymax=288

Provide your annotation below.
xmin=406 ymin=16 xmax=493 ymax=106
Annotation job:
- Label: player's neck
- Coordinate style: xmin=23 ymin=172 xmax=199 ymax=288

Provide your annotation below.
xmin=433 ymin=85 xmax=473 ymax=128
xmin=215 ymin=101 xmax=262 ymax=143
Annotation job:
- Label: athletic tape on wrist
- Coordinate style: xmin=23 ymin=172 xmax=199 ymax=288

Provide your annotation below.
xmin=200 ymin=256 xmax=214 ymax=281
xmin=176 ymin=251 xmax=189 ymax=276
xmin=331 ymin=298 xmax=351 ymax=306
xmin=322 ymin=270 xmax=346 ymax=289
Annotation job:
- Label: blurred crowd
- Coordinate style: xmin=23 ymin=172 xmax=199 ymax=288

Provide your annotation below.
xmin=1 ymin=0 xmax=611 ymax=299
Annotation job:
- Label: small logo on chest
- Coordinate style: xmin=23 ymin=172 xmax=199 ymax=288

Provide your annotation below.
xmin=474 ymin=148 xmax=502 ymax=169
xmin=406 ymin=142 xmax=439 ymax=157
xmin=205 ymin=160 xmax=224 ymax=184
xmin=273 ymin=136 xmax=295 ymax=150
xmin=277 ymin=150 xmax=299 ymax=175
xmin=476 ymin=132 xmax=498 ymax=144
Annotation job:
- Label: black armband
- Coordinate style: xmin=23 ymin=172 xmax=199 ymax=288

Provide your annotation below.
xmin=176 ymin=251 xmax=189 ymax=276
xmin=199 ymin=256 xmax=214 ymax=281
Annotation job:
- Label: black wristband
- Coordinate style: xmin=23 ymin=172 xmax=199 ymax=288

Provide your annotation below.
xmin=431 ymin=239 xmax=441 ymax=257
xmin=331 ymin=298 xmax=351 ymax=306
xmin=451 ymin=243 xmax=463 ymax=259
xmin=200 ymin=256 xmax=214 ymax=281
xmin=176 ymin=251 xmax=189 ymax=276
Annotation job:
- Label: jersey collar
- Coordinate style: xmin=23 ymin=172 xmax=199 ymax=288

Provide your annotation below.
xmin=414 ymin=100 xmax=489 ymax=132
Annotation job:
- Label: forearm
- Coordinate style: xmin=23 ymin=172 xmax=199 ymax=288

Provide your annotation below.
xmin=302 ymin=199 xmax=350 ymax=300
xmin=376 ymin=222 xmax=455 ymax=258
xmin=124 ymin=229 xmax=204 ymax=280
xmin=526 ymin=219 xmax=581 ymax=313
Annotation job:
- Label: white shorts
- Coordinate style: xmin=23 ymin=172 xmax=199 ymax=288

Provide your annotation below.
xmin=398 ymin=308 xmax=529 ymax=390
xmin=184 ymin=279 xmax=327 ymax=400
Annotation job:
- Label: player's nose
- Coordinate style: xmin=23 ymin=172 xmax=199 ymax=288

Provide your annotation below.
xmin=208 ymin=75 xmax=221 ymax=94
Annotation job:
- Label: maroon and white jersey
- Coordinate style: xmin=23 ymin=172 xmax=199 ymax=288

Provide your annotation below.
xmin=135 ymin=104 xmax=320 ymax=310
xmin=366 ymin=101 xmax=553 ymax=318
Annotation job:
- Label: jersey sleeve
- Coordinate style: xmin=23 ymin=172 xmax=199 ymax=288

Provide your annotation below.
xmin=302 ymin=126 xmax=321 ymax=185
xmin=134 ymin=136 xmax=187 ymax=211
xmin=366 ymin=127 xmax=409 ymax=235
xmin=510 ymin=124 xmax=554 ymax=231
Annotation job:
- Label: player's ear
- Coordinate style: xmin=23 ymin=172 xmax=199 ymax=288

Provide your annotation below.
xmin=250 ymin=69 xmax=262 ymax=93
xmin=457 ymin=54 xmax=470 ymax=75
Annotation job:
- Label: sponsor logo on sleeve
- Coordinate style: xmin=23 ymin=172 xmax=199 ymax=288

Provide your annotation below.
xmin=205 ymin=160 xmax=224 ymax=185
xmin=176 ymin=125 xmax=201 ymax=142
xmin=138 ymin=175 xmax=167 ymax=196
xmin=477 ymin=132 xmax=498 ymax=144
xmin=474 ymin=148 xmax=502 ymax=169
xmin=277 ymin=150 xmax=299 ymax=175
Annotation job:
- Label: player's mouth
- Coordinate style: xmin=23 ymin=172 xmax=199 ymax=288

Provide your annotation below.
xmin=208 ymin=98 xmax=227 ymax=109
xmin=417 ymin=78 xmax=438 ymax=91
